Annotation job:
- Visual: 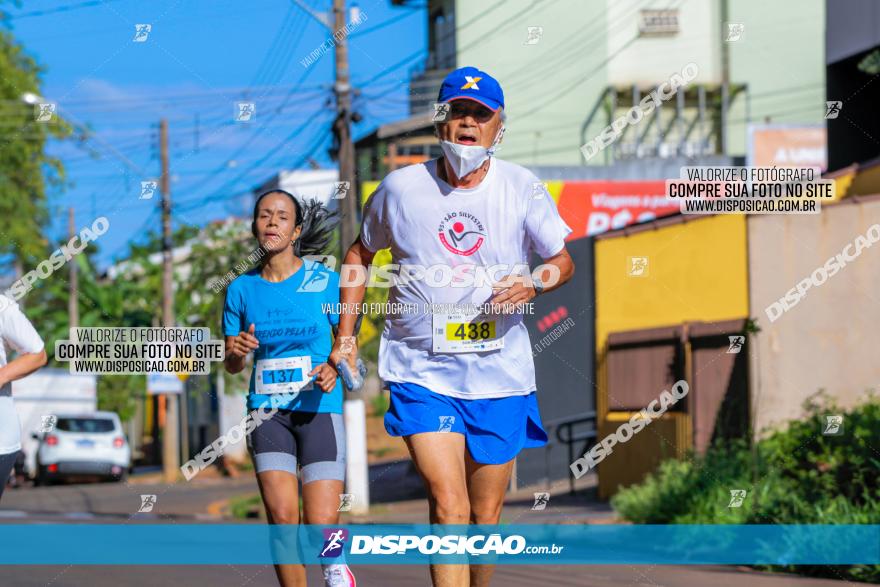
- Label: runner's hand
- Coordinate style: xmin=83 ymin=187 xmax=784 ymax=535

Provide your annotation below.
xmin=490 ymin=274 xmax=536 ymax=313
xmin=230 ymin=324 xmax=260 ymax=358
xmin=309 ymin=363 xmax=337 ymax=392
xmin=329 ymin=335 xmax=358 ymax=373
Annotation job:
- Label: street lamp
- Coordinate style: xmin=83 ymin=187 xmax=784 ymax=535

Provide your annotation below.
xmin=20 ymin=92 xmax=43 ymax=105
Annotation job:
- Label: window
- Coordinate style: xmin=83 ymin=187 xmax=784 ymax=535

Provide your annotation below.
xmin=56 ymin=417 xmax=116 ymax=433
xmin=638 ymin=9 xmax=679 ymax=36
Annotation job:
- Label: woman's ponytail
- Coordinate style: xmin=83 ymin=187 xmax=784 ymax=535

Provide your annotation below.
xmin=295 ymin=197 xmax=339 ymax=256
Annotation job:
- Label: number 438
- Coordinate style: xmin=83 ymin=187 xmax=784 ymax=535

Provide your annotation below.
xmin=452 ymin=321 xmax=493 ymax=340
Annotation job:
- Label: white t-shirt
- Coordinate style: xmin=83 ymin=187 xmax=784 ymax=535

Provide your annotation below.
xmin=0 ymin=295 xmax=45 ymax=454
xmin=360 ymin=157 xmax=571 ymax=399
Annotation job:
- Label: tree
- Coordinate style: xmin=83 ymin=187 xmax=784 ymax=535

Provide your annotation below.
xmin=0 ymin=17 xmax=72 ymax=266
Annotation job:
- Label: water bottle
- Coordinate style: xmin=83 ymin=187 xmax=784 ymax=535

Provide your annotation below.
xmin=337 ymin=357 xmax=367 ymax=391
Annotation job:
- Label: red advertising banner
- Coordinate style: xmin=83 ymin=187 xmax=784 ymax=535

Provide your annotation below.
xmin=554 ymin=181 xmax=679 ymax=240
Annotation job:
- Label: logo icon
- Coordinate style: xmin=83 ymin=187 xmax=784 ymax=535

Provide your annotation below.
xmin=140 ymin=181 xmax=158 ymax=200
xmin=36 ymin=103 xmax=56 ymax=122
xmin=727 ymin=335 xmax=745 ymax=354
xmin=438 ymin=416 xmax=455 ymax=432
xmin=302 ymin=254 xmax=337 ymax=271
xmin=332 ymin=181 xmax=350 ymax=200
xmin=338 ymin=493 xmax=353 ymax=512
xmin=138 ymin=494 xmax=157 ymax=513
xmin=627 ymin=256 xmax=649 ymax=277
xmin=297 ymin=264 xmax=330 ymax=293
xmin=531 ymin=181 xmax=548 ymax=200
xmin=438 ymin=212 xmax=486 ymax=256
xmin=235 ymin=102 xmax=256 ymax=123
xmin=40 ymin=415 xmax=57 ymax=433
xmin=461 ymin=76 xmax=482 ymax=90
xmin=825 ymin=101 xmax=842 ymax=120
xmin=320 ymin=528 xmax=348 ymax=558
xmin=432 ymin=102 xmax=450 ymax=122
xmin=725 ymin=23 xmax=744 ymax=42
xmin=531 ymin=492 xmax=550 ymax=510
xmin=133 ymin=24 xmax=152 ymax=42
xmin=728 ymin=489 xmax=747 ymax=508
xmin=822 ymin=415 xmax=843 ymax=436
xmin=524 ymin=26 xmax=543 ymax=45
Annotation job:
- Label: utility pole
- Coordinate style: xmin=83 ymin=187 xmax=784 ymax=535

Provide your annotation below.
xmin=160 ymin=118 xmax=180 ymax=482
xmin=719 ymin=0 xmax=730 ymax=156
xmin=68 ymin=207 xmax=78 ymax=329
xmin=333 ymin=0 xmax=357 ymax=253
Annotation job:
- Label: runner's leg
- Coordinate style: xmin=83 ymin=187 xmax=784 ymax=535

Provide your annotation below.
xmin=0 ymin=451 xmax=17 ymax=501
xmin=250 ymin=410 xmax=306 ymax=586
xmin=405 ymin=432 xmax=470 ymax=587
xmin=465 ymin=454 xmax=515 ymax=587
xmin=256 ymin=470 xmax=306 ymax=586
xmin=297 ymin=412 xmax=353 ymax=586
xmin=301 ymin=479 xmax=344 ymax=524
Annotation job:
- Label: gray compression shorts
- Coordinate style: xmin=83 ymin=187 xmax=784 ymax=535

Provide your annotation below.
xmin=247 ymin=410 xmax=346 ymax=484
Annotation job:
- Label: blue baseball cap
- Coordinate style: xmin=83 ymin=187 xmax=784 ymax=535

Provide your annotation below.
xmin=438 ymin=66 xmax=505 ymax=111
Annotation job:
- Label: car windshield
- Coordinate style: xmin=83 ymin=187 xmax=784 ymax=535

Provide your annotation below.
xmin=55 ymin=417 xmax=115 ymax=433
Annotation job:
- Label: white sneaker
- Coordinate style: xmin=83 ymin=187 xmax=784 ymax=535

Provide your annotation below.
xmin=322 ymin=563 xmax=356 ymax=587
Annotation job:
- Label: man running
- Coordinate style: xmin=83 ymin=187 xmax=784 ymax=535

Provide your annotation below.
xmin=331 ymin=66 xmax=574 ymax=586
xmin=0 ymin=295 xmax=47 ymax=501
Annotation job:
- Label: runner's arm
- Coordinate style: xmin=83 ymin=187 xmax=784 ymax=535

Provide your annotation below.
xmin=336 ymin=237 xmax=376 ymax=337
xmin=329 ymin=238 xmax=375 ymax=369
xmin=224 ymin=324 xmax=259 ymax=374
xmin=224 ymin=336 xmax=245 ymax=374
xmin=0 ymin=299 xmax=47 ymax=387
xmin=533 ymin=246 xmax=574 ymax=296
xmin=491 ymin=247 xmax=575 ymax=307
xmin=0 ymin=349 xmax=47 ymax=388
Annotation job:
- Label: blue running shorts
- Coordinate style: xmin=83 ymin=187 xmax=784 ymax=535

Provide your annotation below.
xmin=384 ymin=382 xmax=548 ymax=464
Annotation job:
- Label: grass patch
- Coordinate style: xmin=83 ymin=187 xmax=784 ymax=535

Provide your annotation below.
xmin=229 ymin=493 xmax=264 ymax=520
xmin=612 ymin=392 xmax=880 ymax=582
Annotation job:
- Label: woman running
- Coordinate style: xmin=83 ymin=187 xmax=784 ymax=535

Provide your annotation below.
xmin=0 ymin=295 xmax=47 ymax=501
xmin=223 ymin=190 xmax=355 ymax=587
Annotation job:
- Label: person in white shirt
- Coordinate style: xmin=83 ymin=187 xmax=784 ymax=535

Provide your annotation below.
xmin=331 ymin=66 xmax=574 ymax=587
xmin=0 ymin=295 xmax=47 ymax=500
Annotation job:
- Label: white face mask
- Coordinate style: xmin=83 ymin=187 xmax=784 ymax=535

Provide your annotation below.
xmin=440 ymin=127 xmax=505 ymax=179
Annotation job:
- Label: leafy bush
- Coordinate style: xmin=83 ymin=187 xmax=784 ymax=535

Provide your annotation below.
xmin=611 ymin=392 xmax=880 ymax=582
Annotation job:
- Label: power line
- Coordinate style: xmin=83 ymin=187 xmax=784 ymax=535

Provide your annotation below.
xmin=0 ymin=0 xmax=124 ymax=20
xmin=172 ymin=66 xmax=327 ymax=198
xmin=515 ymin=0 xmax=687 ymax=119
xmin=174 ymin=111 xmax=333 ymax=210
xmin=349 ymin=8 xmax=418 ymax=38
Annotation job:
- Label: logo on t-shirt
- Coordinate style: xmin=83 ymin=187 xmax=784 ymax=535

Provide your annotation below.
xmin=438 ymin=211 xmax=485 ymax=256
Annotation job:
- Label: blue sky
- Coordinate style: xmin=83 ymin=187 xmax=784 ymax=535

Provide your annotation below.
xmin=4 ymin=0 xmax=426 ymax=268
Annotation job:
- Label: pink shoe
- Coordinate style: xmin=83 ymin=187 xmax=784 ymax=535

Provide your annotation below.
xmin=322 ymin=563 xmax=356 ymax=587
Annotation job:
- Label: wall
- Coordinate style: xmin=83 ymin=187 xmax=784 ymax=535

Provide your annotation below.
xmin=455 ymin=0 xmax=609 ymax=166
xmin=728 ymin=0 xmax=826 ymax=156
xmin=454 ymin=0 xmax=825 ymax=166
xmin=595 ymin=214 xmax=749 ymax=350
xmin=747 ymin=196 xmax=880 ymax=435
xmin=593 ymin=214 xmax=750 ymax=497
xmin=594 ymin=214 xmax=750 ymax=418
xmin=606 ymin=0 xmax=720 ymax=86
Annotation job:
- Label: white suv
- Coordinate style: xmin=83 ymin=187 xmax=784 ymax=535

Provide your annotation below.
xmin=33 ymin=412 xmax=131 ymax=485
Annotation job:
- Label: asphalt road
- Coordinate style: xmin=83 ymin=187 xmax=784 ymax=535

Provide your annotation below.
xmin=0 ymin=474 xmax=852 ymax=586
xmin=0 ymin=561 xmax=852 ymax=586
